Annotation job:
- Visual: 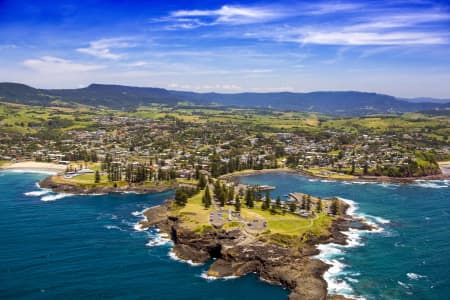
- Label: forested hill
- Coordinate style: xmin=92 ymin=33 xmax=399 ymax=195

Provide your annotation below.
xmin=0 ymin=82 xmax=449 ymax=116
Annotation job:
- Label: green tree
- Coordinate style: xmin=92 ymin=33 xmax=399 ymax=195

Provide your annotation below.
xmin=306 ymin=195 xmax=311 ymax=211
xmin=245 ymin=188 xmax=254 ymax=208
xmin=198 ymin=173 xmax=207 ymax=189
xmin=262 ymin=191 xmax=271 ymax=210
xmin=316 ymin=197 xmax=322 ymax=212
xmin=275 ymin=196 xmax=282 ymax=211
xmin=94 ymin=170 xmax=100 ymax=183
xmin=301 ymin=194 xmax=307 ymax=210
xmin=202 ymin=185 xmax=212 ymax=208
xmin=289 ymin=201 xmax=297 ymax=213
xmin=234 ymin=195 xmax=241 ymax=212
xmin=330 ymin=198 xmax=339 ymax=215
xmin=175 ymin=188 xmax=188 ymax=206
xmin=270 ymin=204 xmax=277 ymax=215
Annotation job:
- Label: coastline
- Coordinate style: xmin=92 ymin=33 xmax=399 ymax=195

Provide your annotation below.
xmin=38 ymin=175 xmax=177 ymax=195
xmin=139 ymin=197 xmax=371 ymax=300
xmin=5 ymin=163 xmax=447 ymax=196
xmin=220 ymin=167 xmax=449 ymax=184
xmin=0 ymin=161 xmax=67 ymax=173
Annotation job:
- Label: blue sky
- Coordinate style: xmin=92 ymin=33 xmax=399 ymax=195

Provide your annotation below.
xmin=0 ymin=0 xmax=449 ymax=98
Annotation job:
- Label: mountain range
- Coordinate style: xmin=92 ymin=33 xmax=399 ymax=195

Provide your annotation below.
xmin=0 ymin=82 xmax=448 ymax=116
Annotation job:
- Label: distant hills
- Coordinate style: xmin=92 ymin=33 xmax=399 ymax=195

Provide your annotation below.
xmin=0 ymin=82 xmax=449 ymax=116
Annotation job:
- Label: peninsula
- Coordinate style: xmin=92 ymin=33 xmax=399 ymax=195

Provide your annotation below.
xmin=136 ymin=176 xmax=372 ymax=300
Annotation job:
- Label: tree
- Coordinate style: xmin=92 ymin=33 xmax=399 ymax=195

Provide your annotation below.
xmin=227 ymin=186 xmax=234 ymax=205
xmin=175 ymin=189 xmax=188 ymax=206
xmin=234 ymin=194 xmax=241 ymax=212
xmin=94 ymin=170 xmax=100 ymax=183
xmin=262 ymin=191 xmax=271 ymax=210
xmin=202 ymin=186 xmax=212 ymax=208
xmin=306 ymin=195 xmax=311 ymax=211
xmin=301 ymin=194 xmax=307 ymax=210
xmin=198 ymin=174 xmax=207 ymax=189
xmin=270 ymin=204 xmax=277 ymax=215
xmin=245 ymin=188 xmax=254 ymax=208
xmin=289 ymin=201 xmax=297 ymax=213
xmin=316 ymin=197 xmax=322 ymax=212
xmin=275 ymin=196 xmax=282 ymax=211
xmin=330 ymin=198 xmax=339 ymax=215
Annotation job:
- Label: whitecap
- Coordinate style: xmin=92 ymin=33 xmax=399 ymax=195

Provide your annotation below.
xmin=308 ymin=179 xmax=318 ymax=182
xmin=398 ymin=281 xmax=411 ymax=289
xmin=24 ymin=190 xmax=50 ymax=197
xmin=316 ymin=197 xmax=387 ymax=300
xmin=320 ymin=179 xmax=335 ymax=183
xmin=146 ymin=232 xmax=171 ymax=247
xmin=122 ymin=191 xmax=140 ymax=194
xmin=133 ymin=223 xmax=146 ymax=231
xmin=200 ymin=271 xmax=238 ymax=280
xmin=41 ymin=193 xmax=73 ymax=201
xmin=104 ymin=225 xmax=125 ymax=232
xmin=337 ymin=197 xmax=387 ymax=232
xmin=132 ymin=211 xmax=143 ymax=217
xmin=407 ymin=273 xmax=426 ymax=280
xmin=413 ymin=181 xmax=448 ymax=189
xmin=168 ymin=249 xmax=203 ymax=266
xmin=379 ymin=183 xmax=399 ymax=189
xmin=372 ymin=216 xmax=390 ymax=224
xmin=132 ymin=207 xmax=149 ymax=231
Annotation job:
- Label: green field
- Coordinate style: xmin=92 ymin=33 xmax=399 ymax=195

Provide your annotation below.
xmin=1 ymin=102 xmax=448 ymax=142
xmin=174 ymin=189 xmax=334 ymax=243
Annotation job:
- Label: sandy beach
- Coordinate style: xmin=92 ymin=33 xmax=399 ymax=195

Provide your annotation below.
xmin=0 ymin=161 xmax=67 ymax=173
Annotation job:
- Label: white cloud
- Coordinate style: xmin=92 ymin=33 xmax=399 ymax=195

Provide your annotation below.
xmin=349 ymin=12 xmax=450 ymax=30
xmin=169 ymin=5 xmax=285 ymax=26
xmin=305 ymin=2 xmax=365 ymax=15
xmin=23 ymin=56 xmax=104 ymax=73
xmin=77 ymin=37 xmax=135 ymax=60
xmin=299 ymin=31 xmax=447 ymax=45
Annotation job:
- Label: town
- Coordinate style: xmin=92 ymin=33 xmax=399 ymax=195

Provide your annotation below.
xmin=1 ymin=107 xmax=447 ymax=182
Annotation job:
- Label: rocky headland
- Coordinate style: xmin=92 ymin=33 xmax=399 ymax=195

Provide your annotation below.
xmin=39 ymin=175 xmax=177 ymax=195
xmin=139 ymin=200 xmax=372 ymax=300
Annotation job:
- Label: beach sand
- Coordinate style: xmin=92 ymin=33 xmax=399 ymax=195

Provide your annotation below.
xmin=0 ymin=161 xmax=66 ymax=173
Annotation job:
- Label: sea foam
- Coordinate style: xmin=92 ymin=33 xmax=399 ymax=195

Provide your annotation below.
xmin=132 ymin=207 xmax=149 ymax=231
xmin=41 ymin=193 xmax=73 ymax=201
xmin=24 ymin=190 xmax=51 ymax=197
xmin=146 ymin=232 xmax=171 ymax=247
xmin=200 ymin=271 xmax=238 ymax=281
xmin=168 ymin=249 xmax=203 ymax=266
xmin=413 ymin=180 xmax=448 ymax=189
xmin=407 ymin=272 xmax=426 ymax=280
xmin=315 ymin=197 xmax=389 ymax=300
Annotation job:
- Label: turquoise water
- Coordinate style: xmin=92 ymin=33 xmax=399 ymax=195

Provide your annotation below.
xmin=1 ymin=171 xmax=449 ymax=300
xmin=0 ymin=171 xmax=287 ymax=300
xmin=238 ymin=172 xmax=450 ymax=299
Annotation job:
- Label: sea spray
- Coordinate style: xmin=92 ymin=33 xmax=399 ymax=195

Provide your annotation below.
xmin=168 ymin=248 xmax=204 ymax=266
xmin=24 ymin=190 xmax=51 ymax=197
xmin=41 ymin=193 xmax=74 ymax=201
xmin=200 ymin=272 xmax=238 ymax=281
xmin=315 ymin=197 xmax=388 ymax=299
xmin=132 ymin=207 xmax=149 ymax=231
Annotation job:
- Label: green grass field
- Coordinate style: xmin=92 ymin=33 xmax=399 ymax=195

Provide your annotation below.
xmin=174 ymin=188 xmax=334 ymax=241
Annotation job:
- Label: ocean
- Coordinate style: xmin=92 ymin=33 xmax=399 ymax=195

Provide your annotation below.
xmin=1 ymin=170 xmax=449 ymax=299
